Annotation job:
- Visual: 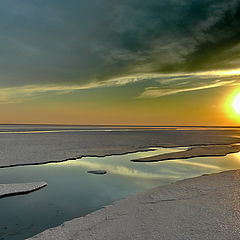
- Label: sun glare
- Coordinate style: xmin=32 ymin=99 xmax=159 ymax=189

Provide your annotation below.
xmin=232 ymin=93 xmax=240 ymax=114
xmin=225 ymin=89 xmax=240 ymax=122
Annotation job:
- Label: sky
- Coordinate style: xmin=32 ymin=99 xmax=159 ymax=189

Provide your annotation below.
xmin=0 ymin=0 xmax=240 ymax=125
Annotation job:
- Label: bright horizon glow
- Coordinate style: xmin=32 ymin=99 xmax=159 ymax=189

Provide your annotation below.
xmin=225 ymin=88 xmax=240 ymax=122
xmin=1 ymin=68 xmax=240 ymax=125
xmin=232 ymin=93 xmax=240 ymax=114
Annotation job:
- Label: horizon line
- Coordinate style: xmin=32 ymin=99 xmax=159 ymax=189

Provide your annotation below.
xmin=0 ymin=123 xmax=239 ymax=128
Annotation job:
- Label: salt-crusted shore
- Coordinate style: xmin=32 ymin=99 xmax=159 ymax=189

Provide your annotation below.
xmin=132 ymin=144 xmax=240 ymax=162
xmin=1 ymin=127 xmax=240 ymax=239
xmin=0 ymin=128 xmax=240 ymax=168
xmin=27 ymin=170 xmax=240 ymax=240
xmin=0 ymin=182 xmax=47 ymax=198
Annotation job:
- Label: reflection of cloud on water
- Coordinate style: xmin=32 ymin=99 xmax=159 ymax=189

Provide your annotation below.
xmin=171 ymin=160 xmax=222 ymax=170
xmin=232 ymin=152 xmax=240 ymax=160
xmin=74 ymin=160 xmax=179 ymax=180
xmin=132 ymin=147 xmax=188 ymax=159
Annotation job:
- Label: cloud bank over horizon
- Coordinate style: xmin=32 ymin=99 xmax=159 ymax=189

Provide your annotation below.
xmin=0 ymin=1 xmax=239 ymax=87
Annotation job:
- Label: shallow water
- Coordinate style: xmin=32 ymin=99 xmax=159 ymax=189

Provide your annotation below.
xmin=0 ymin=147 xmax=240 ymax=240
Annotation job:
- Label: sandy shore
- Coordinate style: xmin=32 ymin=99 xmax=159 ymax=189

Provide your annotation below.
xmin=27 ymin=170 xmax=240 ymax=240
xmin=0 ymin=182 xmax=47 ymax=198
xmin=132 ymin=144 xmax=240 ymax=162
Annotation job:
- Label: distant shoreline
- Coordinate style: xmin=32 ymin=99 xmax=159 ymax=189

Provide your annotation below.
xmin=0 ymin=127 xmax=239 ymax=168
xmin=0 ymin=123 xmax=240 ymax=128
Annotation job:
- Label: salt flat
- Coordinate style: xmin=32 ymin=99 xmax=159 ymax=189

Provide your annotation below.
xmin=1 ymin=126 xmax=240 ymax=240
xmin=27 ymin=170 xmax=240 ymax=240
xmin=0 ymin=182 xmax=47 ymax=198
xmin=0 ymin=126 xmax=240 ymax=168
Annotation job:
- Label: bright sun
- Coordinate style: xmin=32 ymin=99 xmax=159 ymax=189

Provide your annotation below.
xmin=232 ymin=93 xmax=240 ymax=114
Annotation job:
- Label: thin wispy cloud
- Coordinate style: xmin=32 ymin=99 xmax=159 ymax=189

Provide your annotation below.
xmin=1 ymin=70 xmax=239 ymax=103
xmin=139 ymin=80 xmax=236 ymax=98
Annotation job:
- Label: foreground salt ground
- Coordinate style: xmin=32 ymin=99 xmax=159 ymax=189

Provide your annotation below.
xmin=28 ymin=170 xmax=240 ymax=240
xmin=0 ymin=182 xmax=47 ymax=198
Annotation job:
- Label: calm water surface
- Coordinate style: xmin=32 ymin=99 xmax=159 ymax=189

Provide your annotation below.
xmin=0 ymin=147 xmax=240 ymax=240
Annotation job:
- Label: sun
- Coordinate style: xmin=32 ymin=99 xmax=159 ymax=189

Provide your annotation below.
xmin=224 ymin=89 xmax=240 ymax=121
xmin=232 ymin=93 xmax=240 ymax=114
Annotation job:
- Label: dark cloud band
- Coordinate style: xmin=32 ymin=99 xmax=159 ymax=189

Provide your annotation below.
xmin=0 ymin=0 xmax=239 ymax=88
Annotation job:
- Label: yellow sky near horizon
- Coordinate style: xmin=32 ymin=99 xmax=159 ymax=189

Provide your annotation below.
xmin=0 ymin=80 xmax=239 ymax=126
xmin=0 ymin=69 xmax=239 ymax=126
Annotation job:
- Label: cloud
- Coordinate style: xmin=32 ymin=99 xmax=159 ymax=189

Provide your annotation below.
xmin=139 ymin=70 xmax=240 ymax=98
xmin=139 ymin=80 xmax=236 ymax=98
xmin=0 ymin=74 xmax=156 ymax=103
xmin=0 ymin=0 xmax=240 ymax=89
xmin=0 ymin=69 xmax=239 ymax=103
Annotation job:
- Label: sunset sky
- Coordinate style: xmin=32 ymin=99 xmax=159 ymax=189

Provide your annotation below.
xmin=0 ymin=0 xmax=240 ymax=125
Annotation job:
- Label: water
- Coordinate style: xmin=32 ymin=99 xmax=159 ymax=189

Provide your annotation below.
xmin=1 ymin=147 xmax=240 ymax=240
